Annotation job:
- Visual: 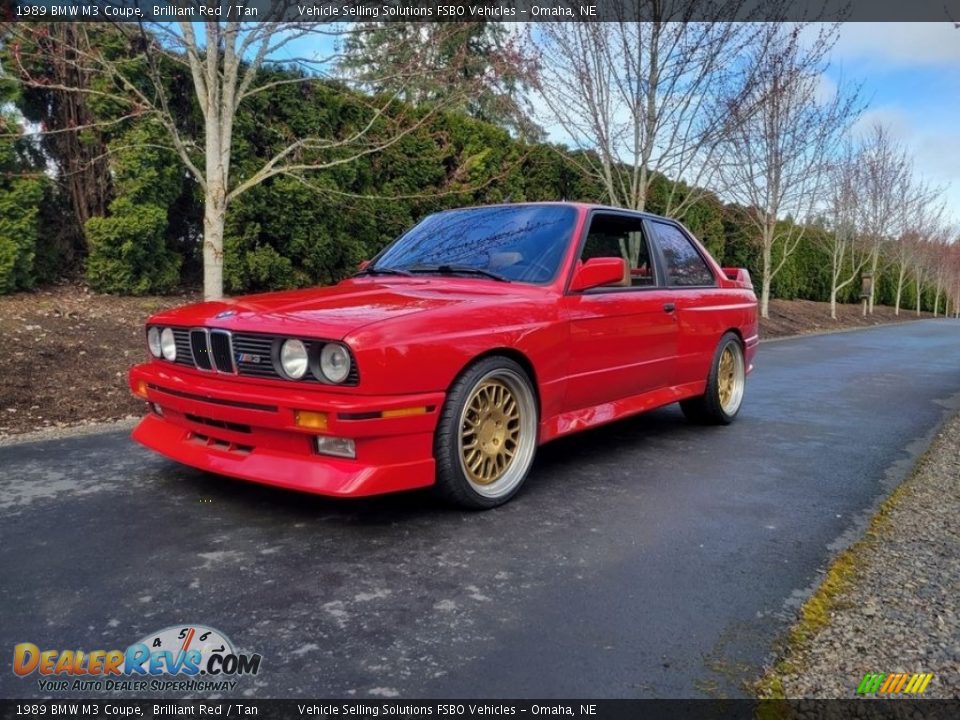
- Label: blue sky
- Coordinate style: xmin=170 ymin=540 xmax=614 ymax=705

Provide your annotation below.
xmin=823 ymin=23 xmax=960 ymax=220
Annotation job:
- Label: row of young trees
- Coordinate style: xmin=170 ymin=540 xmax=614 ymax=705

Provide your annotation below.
xmin=1 ymin=14 xmax=958 ymax=318
xmin=824 ymin=126 xmax=959 ymax=319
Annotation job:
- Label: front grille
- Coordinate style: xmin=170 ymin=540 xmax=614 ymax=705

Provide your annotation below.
xmin=172 ymin=328 xmax=193 ymax=368
xmin=160 ymin=327 xmax=359 ymax=385
xmin=232 ymin=334 xmax=276 ymax=379
xmin=190 ymin=329 xmax=213 ymax=370
xmin=209 ymin=330 xmax=235 ymax=373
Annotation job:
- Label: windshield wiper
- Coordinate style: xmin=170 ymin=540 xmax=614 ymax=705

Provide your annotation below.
xmin=409 ymin=264 xmax=511 ymax=282
xmin=354 ymin=266 xmax=414 ymax=278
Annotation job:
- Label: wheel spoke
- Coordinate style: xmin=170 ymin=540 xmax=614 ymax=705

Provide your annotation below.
xmin=459 ymin=376 xmax=531 ymax=488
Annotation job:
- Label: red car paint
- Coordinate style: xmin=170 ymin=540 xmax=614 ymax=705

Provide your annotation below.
xmin=128 ymin=203 xmax=758 ymax=498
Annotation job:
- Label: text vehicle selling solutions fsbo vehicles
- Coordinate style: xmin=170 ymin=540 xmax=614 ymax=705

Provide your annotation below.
xmin=129 ymin=203 xmax=759 ymax=508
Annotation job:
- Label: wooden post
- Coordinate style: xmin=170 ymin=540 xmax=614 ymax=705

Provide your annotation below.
xmin=860 ymin=273 xmax=874 ymax=317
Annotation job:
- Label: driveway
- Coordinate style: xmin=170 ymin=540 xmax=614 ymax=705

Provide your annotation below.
xmin=2 ymin=320 xmax=959 ymax=699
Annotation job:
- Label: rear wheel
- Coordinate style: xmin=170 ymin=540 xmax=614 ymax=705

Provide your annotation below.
xmin=434 ymin=357 xmax=538 ymax=509
xmin=680 ymin=332 xmax=745 ymax=425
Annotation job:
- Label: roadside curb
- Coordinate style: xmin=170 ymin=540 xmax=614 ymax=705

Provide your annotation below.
xmin=760 ymin=317 xmax=954 ymax=344
xmin=0 ymin=416 xmax=139 ymax=448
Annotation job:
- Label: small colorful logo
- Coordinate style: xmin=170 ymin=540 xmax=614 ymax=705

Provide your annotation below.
xmin=13 ymin=625 xmax=262 ymax=693
xmin=856 ymin=672 xmax=933 ymax=696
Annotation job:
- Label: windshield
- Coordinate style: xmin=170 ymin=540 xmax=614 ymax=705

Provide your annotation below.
xmin=373 ymin=205 xmax=577 ymax=284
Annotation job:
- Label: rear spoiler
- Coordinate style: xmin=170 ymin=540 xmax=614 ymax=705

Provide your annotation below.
xmin=722 ymin=267 xmax=753 ymax=289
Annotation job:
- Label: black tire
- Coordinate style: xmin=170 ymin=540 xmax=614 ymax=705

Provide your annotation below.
xmin=679 ymin=332 xmax=745 ymax=425
xmin=434 ymin=356 xmax=539 ymax=509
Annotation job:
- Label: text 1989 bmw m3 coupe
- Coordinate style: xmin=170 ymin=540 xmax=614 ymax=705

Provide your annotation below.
xmin=129 ymin=203 xmax=758 ymax=508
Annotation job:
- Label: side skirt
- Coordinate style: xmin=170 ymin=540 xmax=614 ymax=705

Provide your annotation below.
xmin=539 ymin=381 xmax=707 ymax=444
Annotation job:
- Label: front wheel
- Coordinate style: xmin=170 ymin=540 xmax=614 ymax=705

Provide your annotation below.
xmin=434 ymin=357 xmax=539 ymax=509
xmin=680 ymin=332 xmax=745 ymax=425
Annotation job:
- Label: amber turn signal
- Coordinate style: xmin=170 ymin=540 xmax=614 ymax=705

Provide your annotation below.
xmin=134 ymin=380 xmax=149 ymax=399
xmin=381 ymin=406 xmax=428 ymax=419
xmin=294 ymin=410 xmax=328 ymax=430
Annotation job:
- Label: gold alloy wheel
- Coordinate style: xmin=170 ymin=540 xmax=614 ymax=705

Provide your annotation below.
xmin=460 ymin=379 xmax=521 ymax=486
xmin=717 ymin=342 xmax=745 ymax=415
xmin=455 ymin=367 xmax=538 ymax=500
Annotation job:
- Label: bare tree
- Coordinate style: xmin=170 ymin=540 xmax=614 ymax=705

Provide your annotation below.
xmin=926 ymin=228 xmax=956 ymax=317
xmin=890 ymin=174 xmax=944 ymax=316
xmin=911 ymin=237 xmax=932 ymax=317
xmin=949 ymin=241 xmax=960 ymax=319
xmin=533 ymin=3 xmax=764 ymax=216
xmin=855 ymin=125 xmax=911 ymax=315
xmin=5 ymin=17 xmax=497 ymax=300
xmin=718 ymin=24 xmax=862 ymax=319
xmin=823 ymin=144 xmax=869 ymax=319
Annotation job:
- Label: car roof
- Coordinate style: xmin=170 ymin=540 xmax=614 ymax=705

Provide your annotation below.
xmin=441 ymin=201 xmax=676 ymax=223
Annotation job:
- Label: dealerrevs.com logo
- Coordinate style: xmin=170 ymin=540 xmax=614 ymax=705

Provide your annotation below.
xmin=13 ymin=625 xmax=262 ymax=693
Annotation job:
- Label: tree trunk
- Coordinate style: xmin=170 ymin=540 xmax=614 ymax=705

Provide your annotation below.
xmin=894 ymin=268 xmax=905 ymax=317
xmin=202 ymin=87 xmax=231 ymax=300
xmin=916 ymin=277 xmax=922 ymax=317
xmin=203 ymin=182 xmax=227 ymax=301
xmin=867 ymin=249 xmax=879 ymax=315
xmin=760 ymin=238 xmax=772 ymax=319
xmin=829 ymin=289 xmax=837 ymax=320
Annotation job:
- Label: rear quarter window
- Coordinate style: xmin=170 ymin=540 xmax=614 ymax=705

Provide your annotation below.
xmin=650 ymin=222 xmax=715 ymax=287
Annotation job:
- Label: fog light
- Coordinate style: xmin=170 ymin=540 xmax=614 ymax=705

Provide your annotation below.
xmin=295 ymin=410 xmax=327 ymax=430
xmin=134 ymin=380 xmax=148 ymax=399
xmin=314 ymin=436 xmax=356 ymax=459
xmin=150 ymin=403 xmax=164 ymax=416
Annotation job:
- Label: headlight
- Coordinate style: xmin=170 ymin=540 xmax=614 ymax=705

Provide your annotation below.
xmin=280 ymin=339 xmax=309 ymax=379
xmin=160 ymin=328 xmax=176 ymax=361
xmin=319 ymin=343 xmax=352 ymax=384
xmin=147 ymin=327 xmax=162 ymax=358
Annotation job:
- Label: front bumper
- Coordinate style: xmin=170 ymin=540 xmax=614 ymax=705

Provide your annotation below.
xmin=128 ymin=363 xmax=443 ymax=497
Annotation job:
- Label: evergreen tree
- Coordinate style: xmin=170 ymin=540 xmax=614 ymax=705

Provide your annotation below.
xmin=341 ymin=22 xmax=540 ymax=140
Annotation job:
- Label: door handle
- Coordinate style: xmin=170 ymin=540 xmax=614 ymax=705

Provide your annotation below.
xmin=663 ymin=303 xmax=676 ymax=313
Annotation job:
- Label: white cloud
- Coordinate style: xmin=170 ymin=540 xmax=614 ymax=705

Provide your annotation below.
xmin=832 ymin=23 xmax=960 ymax=67
xmin=851 ymin=106 xmax=914 ymax=139
xmin=814 ymin=72 xmax=838 ymax=105
xmin=851 ymin=106 xmax=960 ymax=220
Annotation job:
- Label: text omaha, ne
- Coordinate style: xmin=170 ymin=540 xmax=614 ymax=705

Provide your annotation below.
xmin=295 ymin=4 xmax=596 ymax=18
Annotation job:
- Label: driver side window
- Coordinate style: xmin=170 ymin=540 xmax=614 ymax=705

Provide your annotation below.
xmin=580 ymin=214 xmax=656 ymax=288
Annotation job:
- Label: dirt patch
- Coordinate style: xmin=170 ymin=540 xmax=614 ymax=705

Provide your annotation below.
xmin=0 ymin=285 xmax=949 ymax=437
xmin=760 ymin=298 xmax=939 ymax=339
xmin=0 ymin=284 xmax=197 ymax=437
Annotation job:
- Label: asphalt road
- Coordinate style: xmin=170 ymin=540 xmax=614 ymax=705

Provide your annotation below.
xmin=2 ymin=320 xmax=959 ymax=700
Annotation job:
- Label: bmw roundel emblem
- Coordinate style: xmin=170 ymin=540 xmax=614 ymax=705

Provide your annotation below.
xmin=215 ymin=310 xmax=236 ymax=319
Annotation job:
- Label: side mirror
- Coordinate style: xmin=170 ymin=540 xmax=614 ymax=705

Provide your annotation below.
xmin=358 ymin=260 xmax=371 ymax=271
xmin=570 ymin=257 xmax=627 ymax=292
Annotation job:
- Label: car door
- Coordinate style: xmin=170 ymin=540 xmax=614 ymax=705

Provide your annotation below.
xmin=646 ymin=219 xmax=722 ymax=386
xmin=561 ymin=211 xmax=680 ymax=412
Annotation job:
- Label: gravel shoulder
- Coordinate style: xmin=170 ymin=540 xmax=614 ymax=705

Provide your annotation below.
xmin=757 ymin=413 xmax=960 ymax=699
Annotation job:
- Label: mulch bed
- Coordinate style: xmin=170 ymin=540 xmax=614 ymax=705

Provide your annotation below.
xmin=0 ymin=285 xmax=196 ymax=437
xmin=761 ymin=298 xmax=939 ymax=339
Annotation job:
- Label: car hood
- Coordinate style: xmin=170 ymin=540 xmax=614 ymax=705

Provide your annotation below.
xmin=148 ymin=278 xmax=515 ymax=340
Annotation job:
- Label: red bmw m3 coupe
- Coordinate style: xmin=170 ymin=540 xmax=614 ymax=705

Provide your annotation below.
xmin=129 ymin=203 xmax=758 ymax=508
